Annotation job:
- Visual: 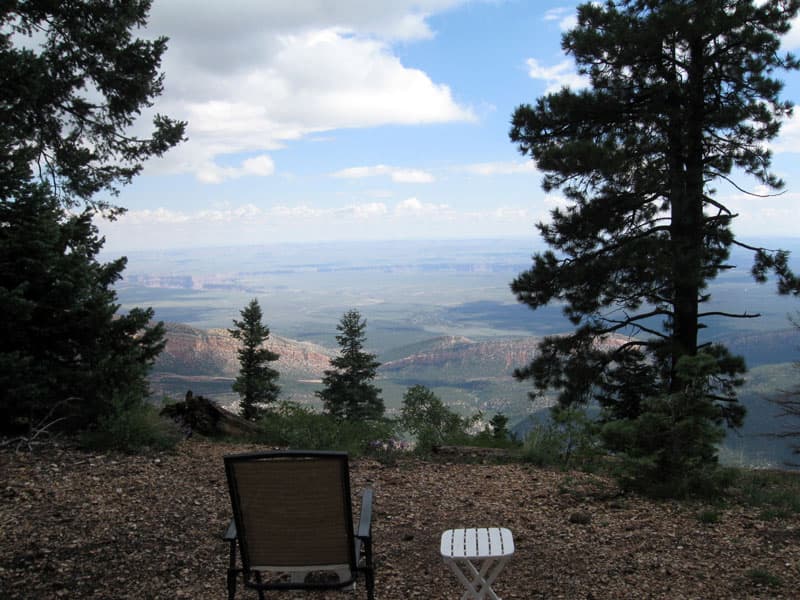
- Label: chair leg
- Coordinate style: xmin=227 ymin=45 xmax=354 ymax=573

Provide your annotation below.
xmin=227 ymin=539 xmax=238 ymax=600
xmin=252 ymin=572 xmax=266 ymax=600
xmin=363 ymin=538 xmax=375 ymax=600
xmin=226 ymin=569 xmax=237 ymax=600
xmin=365 ymin=569 xmax=375 ymax=600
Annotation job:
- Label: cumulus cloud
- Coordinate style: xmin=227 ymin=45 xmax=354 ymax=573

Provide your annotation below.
xmin=143 ymin=1 xmax=474 ymax=182
xmin=332 ymin=164 xmax=435 ymax=183
xmin=526 ymin=58 xmax=587 ymax=94
xmin=197 ymin=155 xmax=276 ymax=184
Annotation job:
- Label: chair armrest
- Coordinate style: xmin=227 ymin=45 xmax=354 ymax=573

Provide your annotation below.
xmin=357 ymin=487 xmax=373 ymax=539
xmin=223 ymin=518 xmax=237 ymax=541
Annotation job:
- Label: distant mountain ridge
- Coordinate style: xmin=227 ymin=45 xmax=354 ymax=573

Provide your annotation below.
xmin=381 ymin=336 xmax=540 ymax=380
xmin=150 ymin=322 xmax=799 ymax=423
xmin=155 ymin=323 xmax=333 ymax=380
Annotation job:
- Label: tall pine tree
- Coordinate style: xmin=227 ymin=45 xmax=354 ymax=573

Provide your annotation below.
xmin=0 ymin=186 xmax=166 ymax=433
xmin=229 ymin=299 xmax=280 ymax=421
xmin=0 ymin=1 xmax=184 ymax=434
xmin=317 ymin=309 xmax=384 ymax=421
xmin=509 ymin=0 xmax=799 ymax=480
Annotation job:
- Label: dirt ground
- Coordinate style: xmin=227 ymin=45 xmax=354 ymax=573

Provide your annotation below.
xmin=2 ymin=439 xmax=799 ymax=599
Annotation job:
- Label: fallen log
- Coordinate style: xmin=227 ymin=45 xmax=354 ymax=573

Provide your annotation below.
xmin=160 ymin=391 xmax=260 ymax=438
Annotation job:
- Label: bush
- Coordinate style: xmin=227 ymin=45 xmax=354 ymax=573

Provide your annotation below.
xmin=521 ymin=406 xmax=601 ymax=468
xmin=600 ymin=354 xmax=735 ymax=499
xmin=745 ymin=568 xmax=782 ymax=588
xmin=257 ymin=401 xmax=397 ymax=457
xmin=81 ymin=397 xmax=182 ymax=453
xmin=521 ymin=422 xmax=566 ymax=466
xmin=400 ymin=385 xmax=478 ymax=454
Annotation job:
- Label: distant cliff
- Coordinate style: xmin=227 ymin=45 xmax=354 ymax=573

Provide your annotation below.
xmin=154 ymin=323 xmax=334 ymax=381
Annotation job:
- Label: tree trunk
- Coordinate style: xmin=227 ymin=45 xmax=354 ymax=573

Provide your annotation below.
xmin=669 ymin=33 xmax=705 ymax=392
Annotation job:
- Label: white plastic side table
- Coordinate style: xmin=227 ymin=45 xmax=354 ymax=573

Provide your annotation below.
xmin=440 ymin=527 xmax=514 ymax=600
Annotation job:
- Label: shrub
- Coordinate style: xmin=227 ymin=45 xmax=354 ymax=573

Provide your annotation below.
xmin=257 ymin=401 xmax=397 ymax=457
xmin=400 ymin=385 xmax=477 ymax=454
xmin=746 ymin=568 xmax=782 ymax=588
xmin=601 ymin=354 xmax=734 ymax=499
xmin=521 ymin=406 xmax=601 ymax=468
xmin=697 ymin=509 xmax=721 ymax=524
xmin=81 ymin=396 xmax=182 ymax=453
xmin=521 ymin=422 xmax=566 ymax=466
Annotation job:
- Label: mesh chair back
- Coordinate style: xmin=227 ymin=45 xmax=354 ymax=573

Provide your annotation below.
xmin=225 ymin=451 xmax=356 ymax=572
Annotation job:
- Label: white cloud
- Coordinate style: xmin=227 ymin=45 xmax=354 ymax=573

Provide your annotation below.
xmin=719 ymin=190 xmax=800 ymax=237
xmin=143 ymin=2 xmax=474 ymax=182
xmin=459 ymin=160 xmax=538 ymax=176
xmin=490 ymin=207 xmax=531 ymax=221
xmin=332 ymin=165 xmax=435 ymax=183
xmin=197 ymin=154 xmax=276 ymax=184
xmin=543 ymin=7 xmax=576 ymax=31
xmin=770 ymin=112 xmax=800 ymax=154
xmin=120 ymin=207 xmax=193 ymax=225
xmin=99 ymin=197 xmax=545 ymax=249
xmin=394 ymin=197 xmax=453 ymax=217
xmin=782 ymin=14 xmax=800 ymax=50
xmin=345 ymin=202 xmax=389 ymax=219
xmin=526 ymin=58 xmax=587 ymax=94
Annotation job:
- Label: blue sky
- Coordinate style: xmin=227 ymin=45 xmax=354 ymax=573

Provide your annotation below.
xmin=98 ymin=1 xmax=800 ymax=251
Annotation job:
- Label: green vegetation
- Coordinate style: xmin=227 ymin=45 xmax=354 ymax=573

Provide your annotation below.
xmin=256 ymin=402 xmax=396 ymax=458
xmin=521 ymin=406 xmax=600 ymax=469
xmin=731 ymin=469 xmax=800 ymax=520
xmin=0 ymin=1 xmax=184 ymax=440
xmin=400 ymin=385 xmax=479 ymax=453
xmin=1 ymin=0 xmax=185 ymax=212
xmin=229 ymin=299 xmax=280 ymax=421
xmin=317 ymin=309 xmax=384 ymax=420
xmin=601 ymin=355 xmax=733 ymax=498
xmin=745 ymin=568 xmax=782 ymax=588
xmin=0 ymin=188 xmax=166 ymax=435
xmin=696 ymin=509 xmax=721 ymax=525
xmin=81 ymin=395 xmax=182 ymax=454
xmin=508 ymin=0 xmax=799 ymax=497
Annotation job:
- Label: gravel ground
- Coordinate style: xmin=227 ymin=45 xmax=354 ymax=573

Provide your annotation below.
xmin=2 ymin=439 xmax=799 ymax=599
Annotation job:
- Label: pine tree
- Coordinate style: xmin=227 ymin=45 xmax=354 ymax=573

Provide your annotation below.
xmin=0 ymin=1 xmax=184 ymax=435
xmin=0 ymin=186 xmax=165 ymax=433
xmin=317 ymin=309 xmax=384 ymax=420
xmin=1 ymin=0 xmax=186 ymax=213
xmin=509 ymin=0 xmax=799 ymax=486
xmin=229 ymin=299 xmax=280 ymax=421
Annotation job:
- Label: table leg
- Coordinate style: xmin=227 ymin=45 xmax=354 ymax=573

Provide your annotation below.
xmin=445 ymin=557 xmax=505 ymax=600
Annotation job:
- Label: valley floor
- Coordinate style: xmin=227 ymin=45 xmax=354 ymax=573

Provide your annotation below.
xmin=2 ymin=440 xmax=799 ymax=599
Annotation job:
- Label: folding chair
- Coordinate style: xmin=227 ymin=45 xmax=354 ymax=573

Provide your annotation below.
xmin=223 ymin=451 xmax=375 ymax=599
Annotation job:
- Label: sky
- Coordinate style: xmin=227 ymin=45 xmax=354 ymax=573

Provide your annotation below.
xmin=96 ymin=0 xmax=800 ymax=251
